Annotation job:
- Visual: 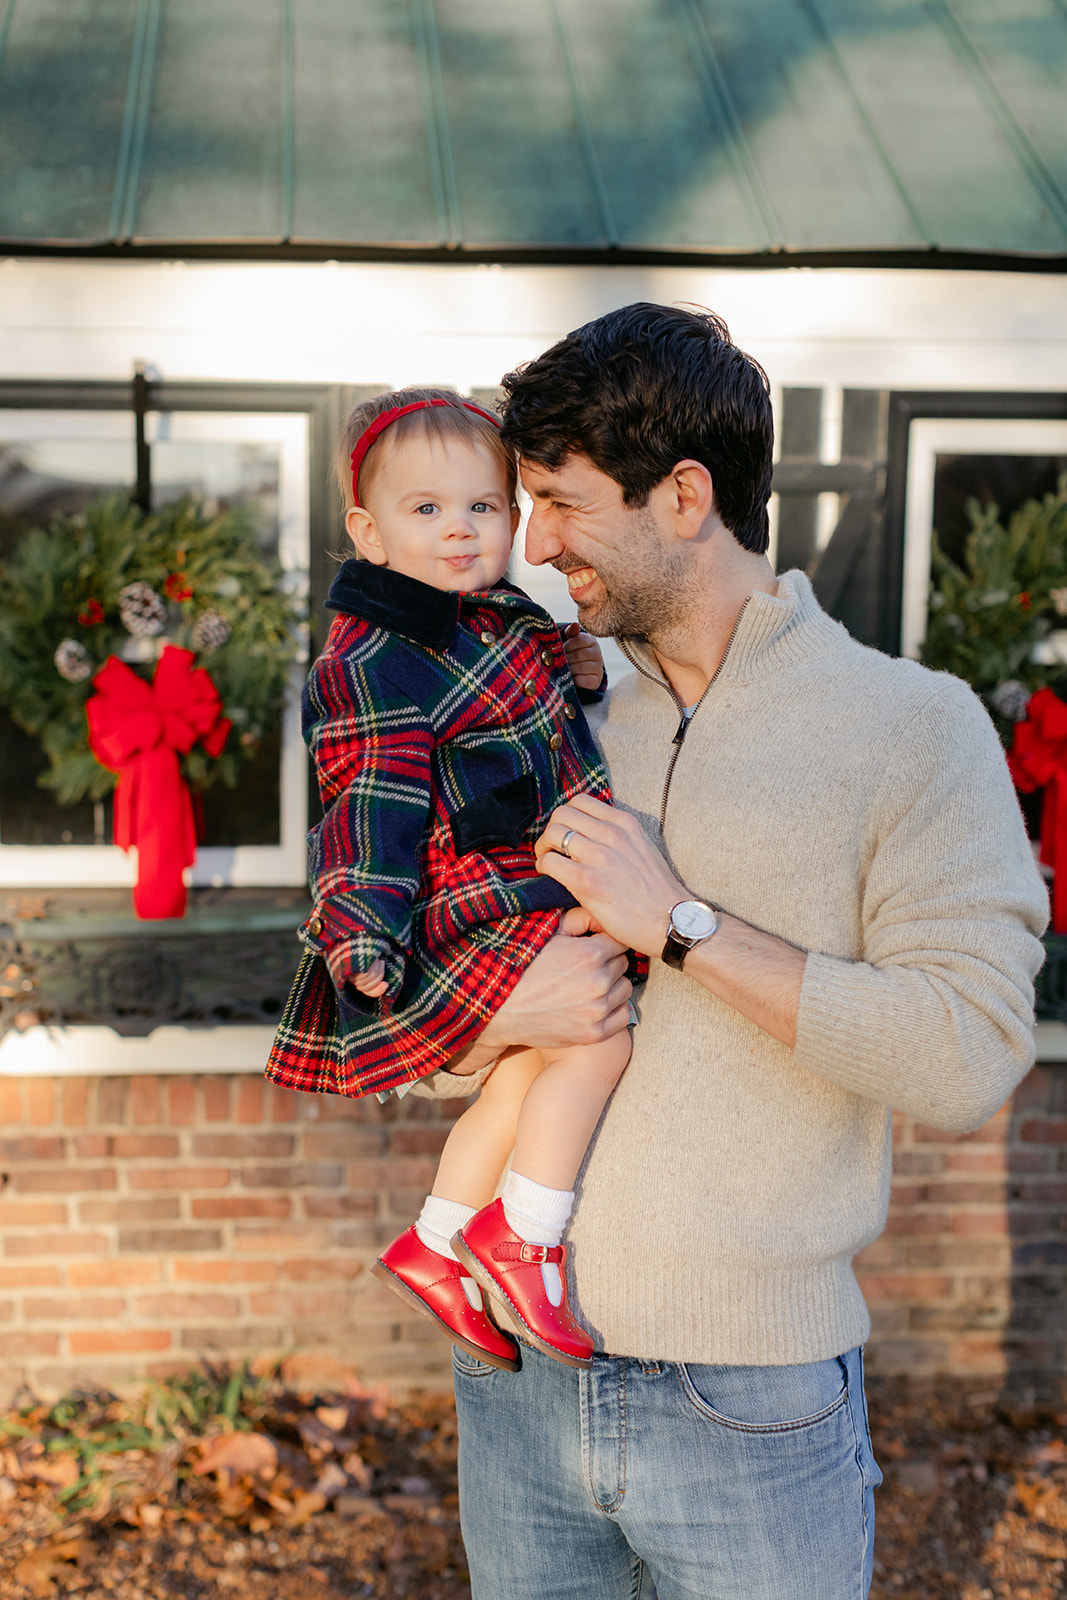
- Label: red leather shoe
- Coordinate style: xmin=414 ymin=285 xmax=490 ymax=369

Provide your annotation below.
xmin=452 ymin=1199 xmax=594 ymax=1369
xmin=372 ymin=1226 xmax=520 ymax=1372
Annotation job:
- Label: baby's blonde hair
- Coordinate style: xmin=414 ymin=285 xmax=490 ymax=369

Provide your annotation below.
xmin=336 ymin=387 xmax=516 ymax=513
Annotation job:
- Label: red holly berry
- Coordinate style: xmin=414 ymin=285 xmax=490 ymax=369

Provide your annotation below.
xmin=1018 ymin=592 xmax=1032 ymax=609
xmin=78 ymin=597 xmax=105 ymax=627
xmin=164 ymin=572 xmax=194 ymax=602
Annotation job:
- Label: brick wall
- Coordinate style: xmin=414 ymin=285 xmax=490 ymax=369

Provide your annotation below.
xmin=855 ymin=1063 xmax=1067 ymax=1387
xmin=0 ymin=1072 xmax=466 ymax=1403
xmin=0 ymin=1063 xmax=1063 ymax=1402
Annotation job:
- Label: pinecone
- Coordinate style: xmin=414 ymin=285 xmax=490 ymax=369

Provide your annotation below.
xmin=990 ymin=679 xmax=1031 ymax=722
xmin=118 ymin=581 xmax=167 ymax=637
xmin=54 ymin=638 xmax=93 ymax=683
xmin=193 ymin=609 xmax=232 ymax=652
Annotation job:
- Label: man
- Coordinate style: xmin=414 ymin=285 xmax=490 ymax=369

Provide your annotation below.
xmin=420 ymin=303 xmax=1047 ymax=1598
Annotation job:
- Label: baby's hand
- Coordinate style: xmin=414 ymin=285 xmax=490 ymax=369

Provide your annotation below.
xmin=562 ymin=621 xmax=605 ymax=691
xmin=352 ymin=959 xmax=388 ymax=998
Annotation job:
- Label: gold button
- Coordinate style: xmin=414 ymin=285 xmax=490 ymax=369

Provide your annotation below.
xmin=307 ymin=915 xmax=323 ymax=937
xmin=541 ymin=650 xmax=553 ymax=667
xmin=523 ymin=679 xmax=536 ymax=697
xmin=549 ymin=732 xmax=563 ymax=751
xmin=563 ymin=703 xmax=576 ymax=720
xmin=480 ymin=630 xmax=494 ymax=646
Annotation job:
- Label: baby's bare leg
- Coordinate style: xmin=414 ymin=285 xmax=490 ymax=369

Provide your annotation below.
xmin=511 ymin=1030 xmax=632 ymax=1193
xmin=432 ymin=1046 xmax=547 ymax=1209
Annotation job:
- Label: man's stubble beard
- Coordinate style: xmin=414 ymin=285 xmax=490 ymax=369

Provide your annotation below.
xmin=570 ymin=507 xmax=694 ymax=645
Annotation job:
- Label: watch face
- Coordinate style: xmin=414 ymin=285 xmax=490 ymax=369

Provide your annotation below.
xmin=672 ymin=900 xmax=716 ymax=940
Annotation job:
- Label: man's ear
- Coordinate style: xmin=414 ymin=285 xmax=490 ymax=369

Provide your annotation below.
xmin=669 ymin=461 xmax=716 ymax=541
xmin=662 ymin=457 xmax=713 ymax=544
xmin=345 ymin=506 xmax=388 ymax=565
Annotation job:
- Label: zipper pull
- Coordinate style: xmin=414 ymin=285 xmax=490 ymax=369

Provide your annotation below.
xmin=672 ymin=712 xmax=690 ymax=747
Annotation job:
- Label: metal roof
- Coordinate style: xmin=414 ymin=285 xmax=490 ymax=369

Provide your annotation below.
xmin=0 ymin=0 xmax=1065 ymax=264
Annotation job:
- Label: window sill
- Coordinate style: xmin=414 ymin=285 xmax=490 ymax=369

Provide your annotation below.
xmin=1 ymin=891 xmax=310 ymax=1042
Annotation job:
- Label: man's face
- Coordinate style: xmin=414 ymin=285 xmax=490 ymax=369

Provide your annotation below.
xmin=520 ymin=454 xmax=690 ymax=639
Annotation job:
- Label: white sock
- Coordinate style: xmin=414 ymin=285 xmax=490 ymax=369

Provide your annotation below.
xmin=415 ymin=1195 xmax=477 ymax=1264
xmin=502 ymin=1171 xmax=574 ymax=1308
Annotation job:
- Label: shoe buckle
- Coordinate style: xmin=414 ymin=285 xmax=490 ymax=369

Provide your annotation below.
xmin=518 ymin=1242 xmax=549 ymax=1263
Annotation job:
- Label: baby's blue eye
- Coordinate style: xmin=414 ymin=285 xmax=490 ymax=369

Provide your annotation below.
xmin=472 ymin=502 xmax=493 ymax=514
xmin=414 ymin=502 xmax=437 ymax=515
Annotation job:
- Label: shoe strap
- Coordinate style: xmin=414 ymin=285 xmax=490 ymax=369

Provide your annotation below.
xmin=493 ymin=1240 xmax=564 ymax=1265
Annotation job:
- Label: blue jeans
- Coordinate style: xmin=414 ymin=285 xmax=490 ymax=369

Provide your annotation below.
xmin=453 ymin=1343 xmax=881 ymax=1600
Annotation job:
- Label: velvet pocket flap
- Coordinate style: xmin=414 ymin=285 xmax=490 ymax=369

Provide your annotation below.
xmin=450 ymin=770 xmax=541 ymax=856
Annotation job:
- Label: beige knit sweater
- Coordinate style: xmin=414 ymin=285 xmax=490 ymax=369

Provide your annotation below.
xmin=424 ymin=572 xmax=1049 ymax=1364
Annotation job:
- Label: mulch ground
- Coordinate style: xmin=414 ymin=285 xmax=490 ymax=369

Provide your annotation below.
xmin=0 ymin=1367 xmax=1063 ymax=1598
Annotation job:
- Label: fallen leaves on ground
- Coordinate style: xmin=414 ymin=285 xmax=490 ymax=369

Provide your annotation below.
xmin=0 ymin=1369 xmax=1064 ymax=1598
xmin=868 ymin=1378 xmax=1067 ymax=1600
xmin=0 ymin=1364 xmax=467 ymax=1599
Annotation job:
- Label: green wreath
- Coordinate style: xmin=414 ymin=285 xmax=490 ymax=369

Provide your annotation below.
xmin=0 ymin=496 xmax=305 ymax=805
xmin=920 ymin=477 xmax=1067 ymax=744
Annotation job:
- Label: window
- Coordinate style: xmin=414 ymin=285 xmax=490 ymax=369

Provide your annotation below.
xmin=885 ymin=393 xmax=1067 ymax=658
xmin=0 ymin=381 xmax=344 ymax=888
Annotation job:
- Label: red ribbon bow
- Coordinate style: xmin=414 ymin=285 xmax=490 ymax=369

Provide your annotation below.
xmin=1007 ymin=686 xmax=1067 ymax=931
xmin=86 ymin=645 xmax=232 ymax=919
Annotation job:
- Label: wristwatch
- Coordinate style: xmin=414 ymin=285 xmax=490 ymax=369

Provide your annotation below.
xmin=661 ymin=898 xmax=719 ymax=970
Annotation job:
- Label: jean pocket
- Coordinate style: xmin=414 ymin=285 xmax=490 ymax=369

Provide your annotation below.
xmin=452 ymin=1345 xmax=502 ymax=1379
xmin=677 ymin=1355 xmax=849 ymax=1433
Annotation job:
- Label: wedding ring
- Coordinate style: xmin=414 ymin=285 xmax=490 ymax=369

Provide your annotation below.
xmin=558 ymin=827 xmax=577 ymax=859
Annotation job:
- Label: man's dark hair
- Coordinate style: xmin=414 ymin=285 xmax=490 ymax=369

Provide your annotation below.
xmin=499 ymin=302 xmax=773 ymax=554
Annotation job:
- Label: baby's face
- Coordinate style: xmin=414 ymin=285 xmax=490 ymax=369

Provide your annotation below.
xmin=349 ymin=431 xmax=517 ymax=593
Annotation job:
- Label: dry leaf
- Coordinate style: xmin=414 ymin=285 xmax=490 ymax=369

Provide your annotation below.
xmin=296 ymin=1416 xmax=339 ymax=1455
xmin=262 ymin=1490 xmax=294 ymax=1514
xmin=12 ymin=1539 xmax=88 ymax=1598
xmin=26 ymin=1452 xmax=80 ymax=1490
xmin=215 ymin=1485 xmax=255 ymax=1520
xmin=314 ymin=1405 xmax=349 ymax=1432
xmin=341 ymin=1451 xmax=373 ymax=1491
xmin=282 ymin=1490 xmax=327 ymax=1527
xmin=313 ymin=1462 xmax=348 ymax=1499
xmin=1029 ymin=1439 xmax=1067 ymax=1464
xmin=194 ymin=1431 xmax=277 ymax=1482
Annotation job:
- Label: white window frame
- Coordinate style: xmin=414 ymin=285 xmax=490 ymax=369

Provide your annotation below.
xmin=0 ymin=408 xmax=310 ymax=886
xmin=902 ymin=417 xmax=1067 ymax=661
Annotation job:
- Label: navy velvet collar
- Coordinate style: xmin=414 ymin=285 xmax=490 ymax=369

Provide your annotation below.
xmin=325 ymin=560 xmax=530 ymax=652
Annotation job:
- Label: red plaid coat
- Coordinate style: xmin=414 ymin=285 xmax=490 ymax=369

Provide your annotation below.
xmin=265 ymin=560 xmax=616 ymax=1099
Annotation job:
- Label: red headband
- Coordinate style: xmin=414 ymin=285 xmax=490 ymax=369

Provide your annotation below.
xmin=349 ymin=398 xmax=501 ymax=508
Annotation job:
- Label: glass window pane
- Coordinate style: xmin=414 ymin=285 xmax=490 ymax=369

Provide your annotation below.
xmin=933 ymin=453 xmax=1067 ymax=568
xmin=0 ymin=413 xmax=133 ymax=847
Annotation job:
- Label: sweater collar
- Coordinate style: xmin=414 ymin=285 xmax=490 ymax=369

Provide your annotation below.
xmin=325 ymin=559 xmax=533 ymax=651
xmin=620 ymin=570 xmax=844 ymax=690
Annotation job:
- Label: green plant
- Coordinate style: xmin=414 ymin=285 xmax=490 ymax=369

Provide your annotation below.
xmin=0 ymin=496 xmax=305 ymax=805
xmin=920 ymin=478 xmax=1067 ymax=743
xmin=0 ymin=1361 xmax=281 ymax=1514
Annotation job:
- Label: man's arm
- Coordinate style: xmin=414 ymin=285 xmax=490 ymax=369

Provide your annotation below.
xmin=535 ymin=680 xmax=1048 ymax=1133
xmin=534 ymin=798 xmax=805 ymax=1047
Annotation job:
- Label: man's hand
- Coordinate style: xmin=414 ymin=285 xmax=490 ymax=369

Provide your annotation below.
xmin=535 ymin=794 xmax=684 ymax=957
xmin=535 ymin=795 xmax=806 ymax=1048
xmin=561 ymin=621 xmax=606 ymax=691
xmin=445 ymin=906 xmax=632 ymax=1075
